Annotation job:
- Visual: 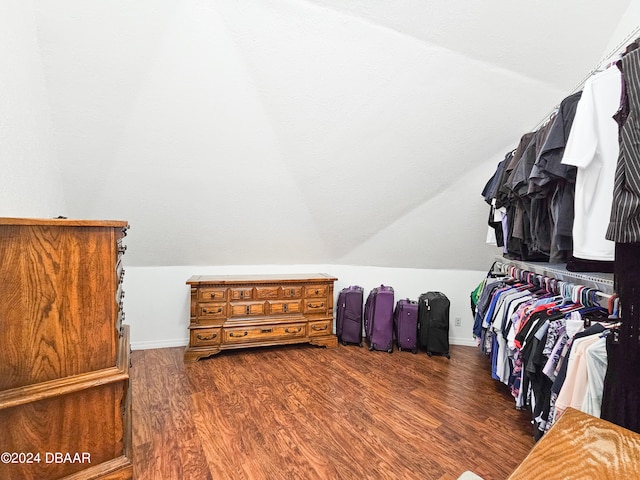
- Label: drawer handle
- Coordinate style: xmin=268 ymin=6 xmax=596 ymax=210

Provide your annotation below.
xmin=204 ymin=307 xmax=222 ymax=314
xmin=308 ymin=302 xmax=325 ymax=309
xmin=315 ymin=289 xmax=319 ymax=295
xmin=312 ymin=324 xmax=328 ymax=331
xmin=210 ymin=292 xmax=218 ymax=299
xmin=261 ymin=328 xmax=272 ymax=334
xmin=229 ymin=331 xmax=248 ymax=338
xmin=283 ymin=304 xmax=288 ymax=313
xmin=285 ymin=327 xmax=302 ymax=334
xmin=246 ymin=306 xmax=250 ymax=315
xmin=197 ymin=333 xmax=218 ymax=341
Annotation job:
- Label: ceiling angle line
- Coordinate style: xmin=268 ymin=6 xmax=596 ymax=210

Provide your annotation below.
xmin=530 ymin=24 xmax=640 ymax=132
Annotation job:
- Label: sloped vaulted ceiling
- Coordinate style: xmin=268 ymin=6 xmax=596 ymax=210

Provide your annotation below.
xmin=33 ymin=0 xmax=632 ymax=269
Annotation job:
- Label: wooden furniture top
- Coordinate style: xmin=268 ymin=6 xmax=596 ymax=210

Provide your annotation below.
xmin=507 ymin=407 xmax=640 ymax=479
xmin=187 ymin=273 xmax=338 ymax=285
xmin=0 ymin=217 xmax=128 ymax=227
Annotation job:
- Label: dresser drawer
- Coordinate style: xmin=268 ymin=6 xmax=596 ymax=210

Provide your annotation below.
xmin=198 ymin=288 xmax=227 ymax=302
xmin=199 ymin=303 xmax=227 ymax=318
xmin=282 ymin=287 xmax=302 ymax=298
xmin=268 ymin=300 xmax=302 ymax=315
xmin=305 ymin=285 xmax=327 ymax=297
xmin=230 ymin=287 xmax=253 ymax=300
xmin=255 ymin=286 xmax=280 ymax=299
xmin=224 ymin=323 xmax=306 ymax=344
xmin=190 ymin=327 xmax=222 ymax=347
xmin=230 ymin=302 xmax=265 ymax=317
xmin=304 ymin=299 xmax=327 ymax=313
xmin=308 ymin=320 xmax=332 ymax=336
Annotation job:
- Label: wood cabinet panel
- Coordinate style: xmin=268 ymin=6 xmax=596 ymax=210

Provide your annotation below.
xmin=0 ymin=380 xmax=126 ymax=480
xmin=255 ymin=286 xmax=280 ymax=299
xmin=0 ymin=218 xmax=132 ymax=480
xmin=197 ymin=288 xmax=227 ymax=302
xmin=190 ymin=327 xmax=222 ymax=347
xmin=282 ymin=287 xmax=302 ymax=298
xmin=185 ymin=274 xmax=338 ymax=361
xmin=224 ymin=322 xmax=307 ymax=344
xmin=305 ymin=285 xmax=327 ymax=297
xmin=198 ymin=303 xmax=226 ymax=319
xmin=0 ymin=224 xmax=119 ymax=390
xmin=304 ymin=299 xmax=328 ymax=314
xmin=229 ymin=302 xmax=266 ymax=317
xmin=308 ymin=320 xmax=332 ymax=337
xmin=230 ymin=287 xmax=253 ymax=300
xmin=268 ymin=300 xmax=302 ymax=315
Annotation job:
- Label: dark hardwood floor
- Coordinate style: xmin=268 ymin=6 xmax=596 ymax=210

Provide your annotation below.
xmin=131 ymin=344 xmax=535 ymax=480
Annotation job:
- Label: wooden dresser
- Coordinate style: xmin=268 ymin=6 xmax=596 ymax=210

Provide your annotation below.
xmin=185 ymin=273 xmax=338 ymax=361
xmin=0 ymin=218 xmax=133 ymax=480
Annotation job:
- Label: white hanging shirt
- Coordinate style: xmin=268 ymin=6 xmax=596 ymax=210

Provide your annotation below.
xmin=561 ymin=67 xmax=621 ymax=261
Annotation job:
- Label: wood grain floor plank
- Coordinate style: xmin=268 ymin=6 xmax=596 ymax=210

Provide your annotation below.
xmin=131 ymin=344 xmax=534 ymax=479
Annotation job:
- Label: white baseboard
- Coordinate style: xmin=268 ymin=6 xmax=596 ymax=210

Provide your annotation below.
xmin=132 ymin=336 xmax=478 ymax=350
xmin=131 ymin=338 xmax=189 ymax=351
xmin=449 ymin=337 xmax=479 ymax=347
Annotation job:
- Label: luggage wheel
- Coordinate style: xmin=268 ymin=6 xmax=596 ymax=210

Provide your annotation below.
xmin=369 ymin=344 xmax=374 ymax=351
xmin=387 ymin=347 xmax=393 ymax=354
xmin=427 ymin=351 xmax=432 ymax=357
xmin=358 ymin=342 xmax=363 ymax=347
xmin=411 ymin=348 xmax=418 ymax=354
xmin=341 ymin=340 xmax=348 ymax=346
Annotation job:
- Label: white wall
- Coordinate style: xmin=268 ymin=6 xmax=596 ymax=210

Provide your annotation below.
xmin=0 ymin=1 xmax=65 ymax=217
xmin=602 ymin=1 xmax=640 ymax=57
xmin=31 ymin=0 xmax=629 ymax=270
xmin=124 ymin=263 xmax=485 ymax=350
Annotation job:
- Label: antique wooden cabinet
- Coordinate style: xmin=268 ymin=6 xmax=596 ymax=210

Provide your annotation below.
xmin=0 ymin=218 xmax=132 ymax=480
xmin=185 ymin=273 xmax=338 ymax=361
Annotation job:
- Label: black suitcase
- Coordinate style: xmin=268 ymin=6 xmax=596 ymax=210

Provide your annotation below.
xmin=418 ymin=291 xmax=450 ymax=358
xmin=336 ymin=285 xmax=364 ymax=346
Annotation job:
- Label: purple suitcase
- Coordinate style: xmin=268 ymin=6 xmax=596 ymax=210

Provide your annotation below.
xmin=336 ymin=285 xmax=364 ymax=346
xmin=394 ymin=299 xmax=419 ymax=353
xmin=364 ymin=285 xmax=395 ymax=353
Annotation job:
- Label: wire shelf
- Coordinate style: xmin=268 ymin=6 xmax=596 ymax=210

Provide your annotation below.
xmin=495 ymin=256 xmax=615 ymax=295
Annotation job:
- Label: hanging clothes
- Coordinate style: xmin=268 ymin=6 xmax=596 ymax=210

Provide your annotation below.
xmin=560 ymin=66 xmax=620 ymax=271
xmin=600 ymin=45 xmax=640 ymax=435
xmin=607 ymin=46 xmax=640 ymax=243
xmin=531 ymin=91 xmax=582 ymax=262
xmin=481 ymin=91 xmax=583 ymax=266
xmin=473 ymin=263 xmax=614 ymax=440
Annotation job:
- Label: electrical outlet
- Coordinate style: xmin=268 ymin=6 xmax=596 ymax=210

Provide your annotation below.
xmin=454 ymin=317 xmax=461 ymax=327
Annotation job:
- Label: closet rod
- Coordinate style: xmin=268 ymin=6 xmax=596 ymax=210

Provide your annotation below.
xmin=498 ymin=262 xmax=612 ymax=300
xmin=494 ymin=256 xmax=614 ymax=295
xmin=531 ymin=24 xmax=640 ymax=132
